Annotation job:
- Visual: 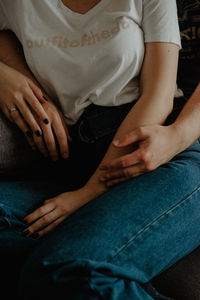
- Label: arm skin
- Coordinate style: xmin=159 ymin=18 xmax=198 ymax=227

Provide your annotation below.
xmin=98 ymin=83 xmax=200 ymax=186
xmin=173 ymin=83 xmax=200 ymax=149
xmin=84 ymin=42 xmax=179 ymax=197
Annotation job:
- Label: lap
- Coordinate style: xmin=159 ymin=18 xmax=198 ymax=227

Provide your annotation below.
xmin=19 ymin=141 xmax=200 ymax=282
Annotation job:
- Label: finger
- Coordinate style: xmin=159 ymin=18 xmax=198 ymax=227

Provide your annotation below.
xmin=41 ymin=123 xmax=59 ymax=161
xmin=105 ymin=169 xmax=145 ymax=187
xmin=106 ymin=177 xmax=129 ymax=187
xmin=99 ymin=149 xmax=141 ymax=171
xmin=16 ymin=97 xmax=44 ymax=137
xmin=1 ymin=104 xmax=16 ymax=123
xmin=28 ymin=80 xmax=47 ymax=104
xmin=24 ymin=89 xmax=50 ymax=123
xmin=23 ymin=208 xmax=62 ymax=237
xmin=52 ymin=117 xmax=69 ymax=159
xmin=32 ymin=131 xmax=49 ymax=157
xmin=100 ymin=163 xmax=144 ymax=182
xmin=6 ymin=107 xmax=36 ymax=150
xmin=113 ymin=127 xmax=148 ymax=147
xmin=23 ymin=201 xmax=55 ymax=225
xmin=58 ymin=110 xmax=72 ymax=142
xmin=37 ymin=216 xmax=65 ymax=238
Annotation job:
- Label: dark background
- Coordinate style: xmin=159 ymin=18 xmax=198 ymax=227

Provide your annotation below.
xmin=177 ymin=0 xmax=200 ymax=98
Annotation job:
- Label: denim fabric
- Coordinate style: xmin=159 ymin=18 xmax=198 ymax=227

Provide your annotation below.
xmin=0 ymin=98 xmax=200 ymax=299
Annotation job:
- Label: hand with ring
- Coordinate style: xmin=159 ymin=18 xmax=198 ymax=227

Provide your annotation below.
xmin=0 ymin=62 xmax=71 ymax=160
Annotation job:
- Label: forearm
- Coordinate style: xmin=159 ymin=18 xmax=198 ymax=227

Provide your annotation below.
xmin=172 ymin=83 xmax=200 ymax=151
xmin=0 ymin=30 xmax=41 ymax=86
xmin=84 ymin=94 xmax=173 ymax=198
xmin=84 ymin=42 xmax=179 ymax=199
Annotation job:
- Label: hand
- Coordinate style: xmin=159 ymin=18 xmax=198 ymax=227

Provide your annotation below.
xmin=0 ymin=62 xmax=71 ymax=160
xmin=30 ymin=97 xmax=71 ymax=160
xmin=0 ymin=62 xmax=48 ymax=147
xmin=22 ymin=187 xmax=91 ymax=238
xmin=99 ymin=124 xmax=182 ymax=187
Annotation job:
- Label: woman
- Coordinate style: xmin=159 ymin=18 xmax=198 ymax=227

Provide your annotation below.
xmin=0 ymin=1 xmax=200 ymax=299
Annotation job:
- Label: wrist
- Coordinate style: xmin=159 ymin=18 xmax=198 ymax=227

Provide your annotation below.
xmin=83 ymin=178 xmax=108 ymax=201
xmin=169 ymin=121 xmax=190 ymax=153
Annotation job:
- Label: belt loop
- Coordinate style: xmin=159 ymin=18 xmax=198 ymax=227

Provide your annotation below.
xmin=78 ymin=118 xmax=96 ymax=143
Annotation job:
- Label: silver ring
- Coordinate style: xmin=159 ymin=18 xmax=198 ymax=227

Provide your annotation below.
xmin=8 ymin=107 xmax=17 ymax=113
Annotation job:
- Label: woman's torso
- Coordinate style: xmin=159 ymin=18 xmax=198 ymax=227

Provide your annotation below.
xmin=0 ymin=0 xmax=181 ymax=125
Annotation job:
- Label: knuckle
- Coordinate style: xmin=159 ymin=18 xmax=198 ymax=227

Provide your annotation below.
xmin=124 ymin=169 xmax=132 ymax=178
xmin=140 ymin=151 xmax=151 ymax=163
xmin=11 ymin=91 xmax=20 ymax=100
xmin=144 ymin=162 xmax=154 ymax=171
xmin=119 ymin=158 xmax=127 ymax=168
xmin=21 ymin=85 xmax=30 ymax=95
xmin=45 ymin=139 xmax=54 ymax=147
xmin=50 ymin=111 xmax=59 ymax=120
xmin=42 ymin=215 xmax=51 ymax=223
xmin=137 ymin=126 xmax=145 ymax=136
xmin=46 ymin=142 xmax=56 ymax=152
xmin=39 ymin=207 xmax=46 ymax=215
xmin=56 ymin=132 xmax=65 ymax=141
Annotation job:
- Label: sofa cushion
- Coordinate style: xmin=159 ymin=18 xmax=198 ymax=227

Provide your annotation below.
xmin=150 ymin=245 xmax=200 ymax=300
xmin=0 ymin=110 xmax=45 ymax=179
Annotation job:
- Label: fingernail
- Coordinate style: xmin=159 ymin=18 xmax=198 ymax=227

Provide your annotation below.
xmin=42 ymin=96 xmax=48 ymax=101
xmin=31 ymin=232 xmax=39 ymax=239
xmin=113 ymin=140 xmax=119 ymax=145
xmin=23 ymin=219 xmax=28 ymax=224
xmin=22 ymin=229 xmax=30 ymax=236
xmin=43 ymin=118 xmax=49 ymax=125
xmin=35 ymin=130 xmax=41 ymax=137
xmin=63 ymin=152 xmax=69 ymax=159
xmin=26 ymin=131 xmax=33 ymax=138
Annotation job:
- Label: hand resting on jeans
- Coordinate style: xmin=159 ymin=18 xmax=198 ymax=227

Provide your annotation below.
xmin=99 ymin=124 xmax=185 ymax=187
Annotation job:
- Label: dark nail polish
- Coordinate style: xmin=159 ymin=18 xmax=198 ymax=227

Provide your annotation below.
xmin=31 ymin=233 xmax=39 ymax=239
xmin=23 ymin=219 xmax=28 ymax=224
xmin=35 ymin=130 xmax=41 ymax=137
xmin=43 ymin=118 xmax=49 ymax=124
xmin=42 ymin=96 xmax=48 ymax=101
xmin=26 ymin=131 xmax=33 ymax=138
xmin=22 ymin=229 xmax=29 ymax=236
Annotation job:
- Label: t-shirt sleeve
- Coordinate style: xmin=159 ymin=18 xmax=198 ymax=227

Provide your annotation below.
xmin=142 ymin=0 xmax=181 ymax=48
xmin=0 ymin=2 xmax=9 ymax=30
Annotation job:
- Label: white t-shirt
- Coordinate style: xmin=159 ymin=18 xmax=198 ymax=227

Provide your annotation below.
xmin=0 ymin=0 xmax=182 ymax=125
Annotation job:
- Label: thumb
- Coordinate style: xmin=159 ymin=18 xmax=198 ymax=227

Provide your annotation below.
xmin=113 ymin=127 xmax=147 ymax=147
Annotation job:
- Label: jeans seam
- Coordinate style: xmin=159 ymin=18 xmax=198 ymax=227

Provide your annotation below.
xmin=106 ymin=184 xmax=200 ymax=263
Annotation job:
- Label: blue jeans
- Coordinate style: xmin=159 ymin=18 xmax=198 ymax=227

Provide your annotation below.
xmin=0 ymin=98 xmax=200 ymax=299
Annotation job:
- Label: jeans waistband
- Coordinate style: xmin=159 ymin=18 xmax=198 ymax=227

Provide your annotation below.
xmin=68 ymin=101 xmax=136 ymax=143
xmin=68 ymin=97 xmax=187 ymax=144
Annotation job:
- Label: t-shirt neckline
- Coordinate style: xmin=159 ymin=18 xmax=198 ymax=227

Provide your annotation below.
xmin=57 ymin=0 xmax=109 ymax=17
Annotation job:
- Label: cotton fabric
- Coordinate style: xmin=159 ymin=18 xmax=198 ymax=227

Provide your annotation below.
xmin=0 ymin=0 xmax=182 ymax=124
